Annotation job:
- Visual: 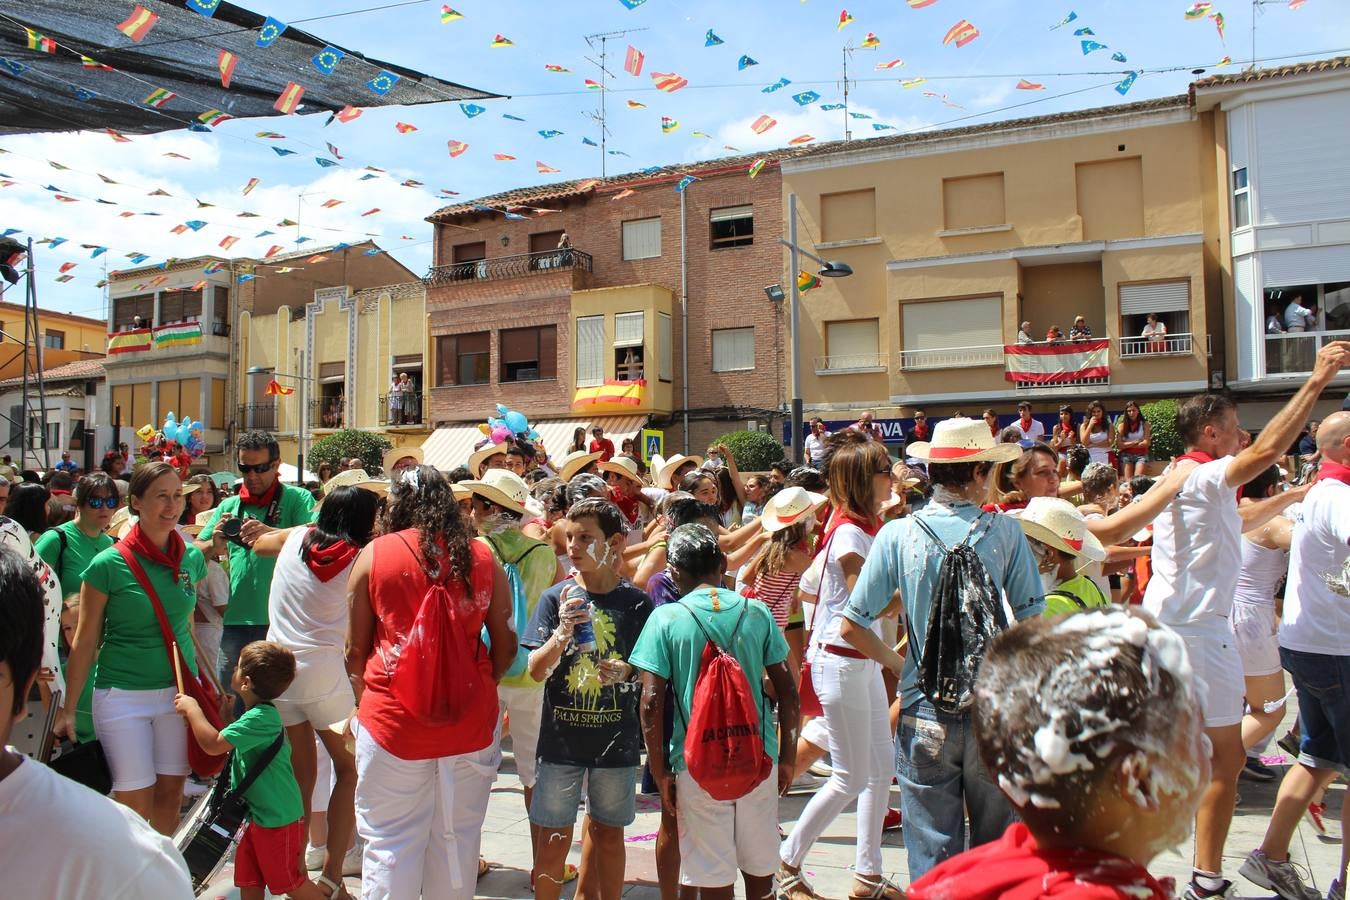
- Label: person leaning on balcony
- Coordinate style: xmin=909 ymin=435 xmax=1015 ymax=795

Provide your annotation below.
xmin=1266 ymin=304 xmax=1287 ymax=335
xmin=1016 ymin=322 xmax=1035 ymax=344
xmin=1141 ymin=313 xmax=1167 ymax=352
xmin=1045 ymin=325 xmax=1065 ymax=342
xmin=1069 ymin=316 xmax=1093 ymax=341
xmin=387 ymin=374 xmax=403 ymax=425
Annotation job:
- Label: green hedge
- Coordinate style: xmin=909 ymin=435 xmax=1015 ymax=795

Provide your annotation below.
xmin=308 ymin=429 xmax=393 ymax=475
xmin=1140 ymin=399 xmax=1182 ymax=461
xmin=712 ymin=430 xmax=786 ymax=472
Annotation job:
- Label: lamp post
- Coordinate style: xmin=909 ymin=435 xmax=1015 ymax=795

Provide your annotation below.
xmin=247 ymin=350 xmax=313 ymax=485
xmin=780 ymin=193 xmax=855 ymax=465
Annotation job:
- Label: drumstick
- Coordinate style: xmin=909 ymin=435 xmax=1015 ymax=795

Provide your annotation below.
xmin=171 ymin=641 xmax=184 ymax=694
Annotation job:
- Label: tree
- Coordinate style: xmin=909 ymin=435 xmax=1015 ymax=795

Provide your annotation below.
xmin=713 ymin=430 xmax=786 ymax=472
xmin=1140 ymin=399 xmax=1182 ymax=462
xmin=308 ymin=429 xmax=392 ymax=475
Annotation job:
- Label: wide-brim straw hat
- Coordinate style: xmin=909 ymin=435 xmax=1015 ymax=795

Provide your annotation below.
xmin=906 ymin=416 xmax=1023 ymax=464
xmin=182 ymin=508 xmax=217 ymax=536
xmin=558 ymin=449 xmax=603 ymax=482
xmin=468 ymin=442 xmax=508 ymax=477
xmin=108 ymin=505 xmax=133 ymax=537
xmin=318 ymin=469 xmax=390 ymax=508
xmin=459 ymin=468 xmax=531 ymax=516
xmin=1009 ymin=496 xmax=1107 ymax=563
xmin=760 ymin=486 xmax=828 ymax=533
xmin=656 ymin=453 xmax=704 ymax=491
xmin=599 ymin=455 xmax=645 ymax=487
xmin=382 ymin=446 xmax=423 ymax=473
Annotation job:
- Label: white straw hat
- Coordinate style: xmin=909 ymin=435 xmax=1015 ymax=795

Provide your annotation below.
xmin=599 ymin=455 xmax=645 ymax=487
xmin=655 ymin=453 xmax=704 ymax=491
xmin=558 ymin=449 xmax=603 ymax=482
xmin=318 ymin=469 xmax=390 ymax=507
xmin=1009 ymin=496 xmax=1107 ymax=563
xmin=382 ymin=446 xmax=423 ymax=473
xmin=467 ymin=441 xmax=508 ymax=477
xmin=760 ymin=486 xmax=827 ymax=533
xmin=906 ymin=416 xmax=1022 ymax=464
xmin=459 ymin=468 xmax=531 ymax=515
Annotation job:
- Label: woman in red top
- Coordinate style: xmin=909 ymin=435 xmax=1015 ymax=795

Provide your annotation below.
xmin=345 ymin=466 xmax=514 ymax=900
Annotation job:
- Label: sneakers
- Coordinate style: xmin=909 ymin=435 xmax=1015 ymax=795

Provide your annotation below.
xmin=182 ymin=776 xmax=211 ymax=798
xmin=1242 ymin=757 xmax=1278 ymax=782
xmin=1183 ymin=877 xmax=1235 ymax=899
xmin=1239 ymin=849 xmax=1322 ymax=900
xmin=787 ymin=773 xmax=828 ymax=793
xmin=1307 ymin=802 xmax=1329 ymax=837
xmin=807 ymin=761 xmax=833 ymax=778
xmin=341 ymin=842 xmax=363 ymax=877
xmin=305 ymin=844 xmax=326 ymax=871
xmin=883 ymin=808 xmax=902 ymax=831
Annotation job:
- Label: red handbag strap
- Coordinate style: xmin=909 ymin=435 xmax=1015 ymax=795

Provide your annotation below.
xmin=114 ymin=542 xmax=184 ymax=677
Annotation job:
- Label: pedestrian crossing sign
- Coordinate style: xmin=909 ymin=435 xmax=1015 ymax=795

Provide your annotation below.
xmin=642 ymin=429 xmax=663 ymax=463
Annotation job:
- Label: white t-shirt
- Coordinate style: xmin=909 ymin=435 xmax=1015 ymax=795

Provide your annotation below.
xmin=1280 ymin=479 xmax=1350 ymax=655
xmin=267 ymin=526 xmax=356 ymax=654
xmin=1143 ymin=457 xmax=1241 ymax=626
xmin=0 ymin=755 xmax=193 ymax=898
xmin=810 ymin=522 xmax=877 ymax=647
xmin=1012 ymin=417 xmax=1046 ymax=447
xmin=804 ymin=433 xmax=829 ymax=465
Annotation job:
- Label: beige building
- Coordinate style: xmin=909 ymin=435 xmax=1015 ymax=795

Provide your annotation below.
xmin=780 ymin=95 xmax=1226 ymax=434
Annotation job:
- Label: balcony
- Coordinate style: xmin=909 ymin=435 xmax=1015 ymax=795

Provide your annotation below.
xmin=1264 ymin=329 xmax=1350 ymax=377
xmin=237 ymin=403 xmax=277 ymax=431
xmin=1013 ymin=374 xmax=1110 ymax=392
xmin=379 ymin=392 xmax=426 ymax=427
xmin=424 ymin=248 xmax=593 ymax=286
xmin=311 ymin=397 xmax=346 ymax=430
xmin=900 ymin=344 xmax=1003 ymax=371
xmin=1119 ymin=333 xmax=1203 ymax=358
xmin=814 ymin=353 xmax=887 ymax=375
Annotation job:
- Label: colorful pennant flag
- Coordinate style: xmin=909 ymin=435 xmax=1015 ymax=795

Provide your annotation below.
xmin=491 ymin=34 xmax=514 ymax=48
xmin=1211 ymin=11 xmax=1226 ymax=42
xmin=748 ymin=158 xmax=767 ymax=178
xmin=675 ymin=175 xmax=697 ymax=193
xmin=751 ymin=115 xmax=777 ymax=134
xmin=242 ymin=177 xmax=260 ymax=195
xmin=651 ymin=71 xmax=689 ymax=92
xmin=106 ymin=128 xmax=131 ymax=143
xmin=187 ymin=0 xmax=221 ymax=16
xmin=1184 ymin=3 xmax=1212 ymax=19
xmin=838 ymin=10 xmax=855 ymax=30
xmin=198 ymin=109 xmax=231 ymax=127
xmin=820 ymin=102 xmax=845 ymax=110
xmin=612 ymin=189 xmax=636 ymax=200
xmin=1051 ymin=11 xmax=1078 ymax=29
xmin=493 ymin=153 xmax=516 ymax=161
xmin=538 ymin=129 xmax=563 ymax=138
xmin=792 ymin=90 xmax=821 ymax=106
xmin=1115 ymin=71 xmax=1139 ymax=95
xmin=545 ymin=64 xmax=570 ymax=72
xmin=861 ymin=32 xmax=881 ymax=48
xmin=626 ymin=99 xmax=647 ymax=109
xmin=312 ymin=46 xmax=344 ymax=75
xmin=763 ymin=77 xmax=791 ymax=93
xmin=325 ymin=142 xmax=343 ymax=159
xmin=117 ymin=6 xmax=160 ymax=42
xmin=1111 ymin=51 xmax=1129 ymax=62
xmin=217 ymin=50 xmax=237 ymax=88
xmin=54 ymin=275 xmax=75 ymax=284
xmin=361 ymin=208 xmax=381 ymax=216
xmin=81 ymin=55 xmax=112 ymax=69
xmin=441 ymin=5 xmax=463 ymax=22
xmin=901 ymin=77 xmax=927 ymax=88
xmin=1017 ymin=79 xmax=1045 ymax=90
xmin=367 ymin=71 xmax=399 ymax=95
xmin=143 ymin=88 xmax=176 ymax=108
xmin=25 ymin=29 xmax=56 ymax=53
xmin=394 ymin=122 xmax=417 ymax=133
xmin=584 ymin=79 xmax=603 ymax=90
xmin=661 ymin=116 xmax=679 ymax=133
xmin=798 ymin=271 xmax=821 ymax=292
xmin=737 ymin=55 xmax=758 ymax=70
xmin=1074 ymin=26 xmax=1094 ymax=35
xmin=334 ymin=105 xmax=363 ymax=123
xmin=943 ymin=19 xmax=980 ymax=47
xmin=625 ymin=45 xmax=645 ymax=76
xmin=705 ymin=29 xmax=724 ymax=46
xmin=264 ymin=379 xmax=295 ymax=396
xmin=460 ymin=102 xmax=486 ymax=117
xmin=503 ymin=114 xmax=526 ymax=121
xmin=256 ymin=16 xmax=287 ymax=47
xmin=536 ymin=161 xmax=560 ymax=173
xmin=274 ymin=82 xmax=304 ymax=114
xmin=447 ymin=140 xmax=470 ymax=157
xmin=321 ymin=199 xmax=343 ymax=208
xmin=219 ymin=236 xmax=239 ymax=249
xmin=907 ymin=0 xmax=938 ymax=7
xmin=58 ymin=262 xmax=76 ymax=273
xmin=1081 ymin=40 xmax=1107 ymax=54
xmin=789 ymin=135 xmax=816 ymax=145
xmin=1216 ymin=54 xmax=1232 ymax=66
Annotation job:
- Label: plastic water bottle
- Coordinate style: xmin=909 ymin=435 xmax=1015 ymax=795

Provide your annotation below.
xmin=568 ymin=586 xmax=597 ymax=653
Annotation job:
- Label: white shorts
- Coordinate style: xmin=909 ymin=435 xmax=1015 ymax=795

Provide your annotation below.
xmin=801 ymin=715 xmax=828 ymax=750
xmin=1232 ymin=599 xmax=1282 ymax=678
xmin=92 ymin=686 xmax=189 ymax=792
xmin=498 ymin=685 xmax=544 ymax=788
xmin=274 ymin=648 xmax=356 ymax=730
xmin=676 ymin=765 xmax=781 ymax=887
xmin=1173 ymin=622 xmax=1246 ymax=728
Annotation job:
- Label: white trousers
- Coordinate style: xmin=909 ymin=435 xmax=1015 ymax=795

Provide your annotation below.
xmin=780 ymin=652 xmax=893 ymax=875
xmin=353 ymin=721 xmax=500 ymax=900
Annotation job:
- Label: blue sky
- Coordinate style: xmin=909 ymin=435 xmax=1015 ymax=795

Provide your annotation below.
xmin=3 ymin=0 xmax=1347 ymax=319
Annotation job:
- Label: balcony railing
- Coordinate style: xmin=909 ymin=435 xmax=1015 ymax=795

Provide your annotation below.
xmin=423 ymin=248 xmax=593 ymax=286
xmin=814 ymin=353 xmax=887 ymax=373
xmin=379 ymin=392 xmax=425 ymax=427
xmin=900 ymin=344 xmax=1003 ymax=371
xmin=1119 ymin=333 xmax=1196 ymax=357
xmin=237 ymin=403 xmax=277 ymax=432
xmin=1265 ymin=329 xmax=1350 ymax=376
xmin=1014 ymin=374 xmax=1110 ymax=392
xmin=312 ymin=397 xmax=345 ymax=430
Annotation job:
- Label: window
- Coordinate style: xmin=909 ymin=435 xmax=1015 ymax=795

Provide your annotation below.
xmin=942 ymin=173 xmax=1006 ymax=231
xmin=158 ymin=288 xmax=202 ymax=324
xmin=318 ymin=363 xmax=345 ymax=428
xmin=210 ymin=378 xmax=226 ymax=430
xmin=501 ymin=325 xmax=557 ymax=382
xmin=212 ymin=286 xmax=230 ymax=336
xmin=28 ymin=418 xmax=58 ymax=451
xmin=710 ymin=205 xmax=753 ymax=249
xmin=111 ymin=383 xmax=150 ymax=427
xmin=43 ymin=330 xmax=65 ymax=350
xmin=820 ymin=189 xmax=875 ymax=242
xmin=613 ymin=311 xmax=645 ymax=381
xmin=453 ymin=241 xmax=486 ymax=262
xmin=712 ymin=327 xmax=755 ymax=372
xmin=614 ymin=311 xmax=644 ymax=347
xmin=529 ymin=231 xmax=567 ymax=270
xmin=1120 ymin=280 xmax=1191 ymax=344
xmin=437 ymin=332 xmax=490 ymax=386
xmin=69 ymin=417 xmax=85 ymax=451
xmin=1076 ymin=158 xmax=1143 ymax=241
xmin=113 ymin=294 xmax=154 ymax=330
xmin=574 ymin=316 xmax=605 ymax=388
xmin=658 ymin=312 xmax=672 ymax=382
xmin=824 ymin=319 xmax=881 ymax=370
xmin=1232 ymin=167 xmax=1251 ymax=229
xmin=901 ymin=297 xmax=1002 ymax=368
xmin=622 ymin=217 xmax=662 ymax=260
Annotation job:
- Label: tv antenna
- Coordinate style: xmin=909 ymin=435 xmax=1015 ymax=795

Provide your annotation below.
xmin=583 ymin=27 xmax=648 ymax=177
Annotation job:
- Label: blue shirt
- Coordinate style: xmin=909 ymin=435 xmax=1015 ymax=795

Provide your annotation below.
xmin=842 ymin=499 xmax=1044 ymax=709
xmin=55 ymin=460 xmax=78 ymax=473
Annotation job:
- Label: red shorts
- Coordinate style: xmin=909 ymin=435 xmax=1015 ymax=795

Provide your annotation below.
xmin=234 ymin=819 xmax=308 ymax=895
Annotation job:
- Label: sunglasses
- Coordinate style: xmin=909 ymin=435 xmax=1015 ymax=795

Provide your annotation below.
xmin=237 ymin=462 xmax=275 ymax=475
xmin=84 ymin=496 xmax=118 ymax=509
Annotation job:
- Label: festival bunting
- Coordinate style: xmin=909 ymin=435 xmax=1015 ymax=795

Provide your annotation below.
xmin=441 ymin=5 xmax=463 ymax=23
xmin=861 ymin=32 xmax=881 ymax=48
xmin=789 ymin=135 xmax=815 ymax=145
xmin=675 ymin=175 xmax=697 ymax=193
xmin=875 ymin=59 xmax=905 ymax=69
xmin=651 ymin=72 xmax=689 ymax=92
xmin=1115 ymin=71 xmax=1139 ymax=95
xmin=612 ymin=189 xmax=635 ymax=200
xmin=321 ymin=199 xmax=343 ymax=208
xmin=1080 ymin=40 xmax=1107 ymax=54
xmin=1016 ymin=79 xmax=1045 ymax=90
xmin=187 ymin=0 xmax=221 ymax=16
xmin=219 ymin=236 xmax=239 ymax=249
xmin=1051 ymin=11 xmax=1078 ymax=29
xmin=361 ymin=208 xmax=381 ymax=216
xmin=82 ymin=55 xmax=112 ymax=70
xmin=907 ymin=0 xmax=938 ymax=7
xmin=584 ymin=79 xmax=603 ymax=90
xmin=798 ymin=271 xmax=820 ymax=292
xmin=447 ymin=140 xmax=470 ymax=157
xmin=242 ymin=178 xmax=260 ymax=195
xmin=619 ymin=0 xmax=647 ymax=8
xmin=705 ymin=30 xmax=724 ymax=47
xmin=274 ymin=82 xmax=305 ymax=114
xmin=198 ymin=109 xmax=230 ymax=127
xmin=108 ymin=329 xmax=152 ymax=354
xmin=117 ymin=6 xmax=160 ymax=42
xmin=763 ymin=77 xmax=791 ymax=93
xmin=1184 ymin=3 xmax=1212 ymax=19
xmin=494 ymin=153 xmax=516 ymax=160
xmin=312 ymin=46 xmax=344 ymax=75
xmin=1112 ymin=51 xmax=1129 ymax=62
xmin=538 ymin=130 xmax=562 ymax=138
xmin=1074 ymin=27 xmax=1094 ymax=35
xmin=661 ymin=117 xmax=679 ymax=133
xmin=334 ymin=105 xmax=363 ymax=123
xmin=461 ymin=103 xmax=486 ymax=117
xmin=58 ymin=261 xmax=76 ymax=273
xmin=256 ymin=17 xmax=287 ymax=47
xmin=264 ymin=246 xmax=283 ymax=258
xmin=737 ymin=55 xmax=758 ymax=70
xmin=1211 ymin=12 xmax=1226 ymax=42
xmin=751 ymin=115 xmax=777 ymax=134
xmin=54 ymin=275 xmax=74 ymax=283
xmin=25 ymin=29 xmax=56 ymax=54
xmin=264 ymin=379 xmax=295 ymax=396
xmin=792 ymin=91 xmax=821 ymax=106
xmin=491 ymin=35 xmax=514 ymax=48
xmin=900 ymin=77 xmax=927 ymax=88
xmin=545 ymin=64 xmax=569 ymax=72
xmin=536 ymin=161 xmax=560 ymax=173
xmin=943 ymin=19 xmax=980 ymax=47
xmin=838 ymin=10 xmax=855 ymax=30
xmin=367 ymin=71 xmax=399 ymax=95
xmin=626 ymin=99 xmax=646 ymax=109
xmin=394 ymin=122 xmax=418 ymax=133
xmin=154 ymin=322 xmax=203 ymax=349
xmin=106 ymin=128 xmax=131 ymax=143
xmin=143 ymin=88 xmax=176 ymax=108
xmin=748 ymin=158 xmax=766 ymax=178
xmin=625 ymin=45 xmax=645 ymax=76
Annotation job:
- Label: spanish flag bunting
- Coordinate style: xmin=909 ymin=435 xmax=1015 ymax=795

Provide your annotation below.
xmin=612 ymin=188 xmax=635 ymax=201
xmin=572 ymin=379 xmax=646 ymax=409
xmin=447 ymin=140 xmax=469 ymax=157
xmin=751 ymin=114 xmax=777 ymax=134
xmin=170 ymin=224 xmax=189 ymax=235
xmin=306 ymin=256 xmax=328 ymax=264
xmin=25 ymin=29 xmax=56 ymax=53
xmin=264 ymin=379 xmax=295 ymax=396
xmin=625 ymin=45 xmax=645 ymax=76
xmin=491 ymin=34 xmax=513 ymax=48
xmin=627 ymin=99 xmax=646 ymax=109
xmin=334 ymin=105 xmax=363 ymax=123
xmin=838 ymin=9 xmax=855 ymax=30
xmin=264 ymin=245 xmax=283 ymax=258
xmin=218 ymin=49 xmax=237 ymax=88
xmin=81 ymin=55 xmax=113 ymax=70
xmin=143 ymin=88 xmax=176 ymax=108
xmin=321 ymin=199 xmax=343 ymax=208
xmin=117 ymin=5 xmax=160 ymax=42
xmin=1184 ymin=2 xmax=1212 ymax=19
xmin=875 ymin=58 xmax=904 ymax=69
xmin=360 ymin=208 xmax=381 ymax=216
xmin=53 ymin=195 xmax=78 ymax=203
xmin=441 ymin=5 xmax=463 ymax=22
xmin=536 ymin=161 xmax=560 ymax=173
xmin=661 ymin=116 xmax=679 ymax=133
xmin=907 ymin=0 xmax=938 ymax=7
xmin=1016 ymin=79 xmax=1045 ymax=90
xmin=493 ymin=153 xmax=516 ymax=161
xmin=651 ymin=71 xmax=689 ymax=92
xmin=748 ymin=158 xmax=766 ymax=179
xmin=189 ymin=280 xmax=208 ymax=291
xmin=242 ymin=177 xmax=260 ymax=195
xmin=219 ymin=236 xmax=239 ymax=249
xmin=861 ymin=32 xmax=881 ymax=48
xmin=105 ymin=128 xmax=131 ymax=143
xmin=798 ymin=271 xmax=821 ymax=292
xmin=274 ymin=82 xmax=305 ymax=114
xmin=789 ymin=134 xmax=816 ymax=145
xmin=943 ymin=19 xmax=979 ymax=47
xmin=58 ymin=261 xmax=76 ymax=273
xmin=545 ymin=64 xmax=569 ymax=72
xmin=394 ymin=121 xmax=418 ymax=133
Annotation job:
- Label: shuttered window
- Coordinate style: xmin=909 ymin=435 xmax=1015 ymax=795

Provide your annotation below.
xmin=622 ymin=217 xmax=661 ymax=260
xmin=658 ymin=313 xmax=672 ymax=381
xmin=319 ymin=361 xmax=346 ymax=383
xmin=901 ymin=298 xmax=1001 ymax=351
xmin=1119 ymin=281 xmax=1189 ymax=315
xmin=436 ymin=333 xmax=489 ymax=386
xmin=614 ymin=311 xmax=644 ymax=347
xmin=575 ymin=316 xmax=605 ymax=387
xmin=501 ymin=326 xmax=557 ymax=382
xmin=826 ymin=319 xmax=881 ymax=368
xmin=712 ymin=327 xmax=754 ymax=372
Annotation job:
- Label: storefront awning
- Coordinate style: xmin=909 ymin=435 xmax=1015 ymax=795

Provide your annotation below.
xmin=420 ymin=415 xmax=647 ymax=472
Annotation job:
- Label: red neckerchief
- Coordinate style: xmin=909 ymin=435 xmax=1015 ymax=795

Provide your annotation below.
xmin=1316 ymin=460 xmax=1350 ymax=485
xmin=912 ymin=422 xmax=928 ymax=440
xmin=238 ymin=477 xmax=280 ymax=508
xmin=1020 ymin=415 xmax=1034 ymax=432
xmin=982 ymin=500 xmax=1027 ymax=514
xmin=1177 ymin=449 xmax=1243 ymax=500
xmin=1059 ymin=423 xmax=1074 ymax=438
xmin=907 ymin=823 xmax=1173 ymax=900
xmin=609 ymin=486 xmax=640 ymax=525
xmin=305 ymin=533 xmax=360 ymax=582
xmin=121 ymin=522 xmax=186 ymax=583
xmin=823 ymin=508 xmax=880 ymax=541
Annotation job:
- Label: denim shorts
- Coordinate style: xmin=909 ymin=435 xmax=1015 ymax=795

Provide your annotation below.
xmin=529 ymin=761 xmax=637 ymax=828
xmin=1281 ymin=647 xmax=1350 ymax=774
xmin=1118 ymin=452 xmax=1147 ymax=466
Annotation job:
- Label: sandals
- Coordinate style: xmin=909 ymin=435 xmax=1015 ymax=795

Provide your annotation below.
xmin=478 ymin=856 xmax=492 ymax=879
xmin=850 ymin=875 xmax=905 ymax=900
xmin=529 ymin=862 xmax=579 ymax=891
xmin=777 ymin=868 xmax=824 ymax=900
xmin=315 ymin=874 xmax=351 ymax=899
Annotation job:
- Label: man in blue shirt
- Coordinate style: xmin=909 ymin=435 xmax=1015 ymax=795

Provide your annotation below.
xmin=837 ymin=417 xmax=1044 ymax=880
xmin=54 ymin=452 xmax=78 ymax=474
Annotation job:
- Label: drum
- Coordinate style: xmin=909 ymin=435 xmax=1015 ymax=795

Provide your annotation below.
xmin=172 ymin=777 xmax=249 ymax=892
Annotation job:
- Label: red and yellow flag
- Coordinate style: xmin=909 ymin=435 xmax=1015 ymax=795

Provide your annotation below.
xmin=218 ymin=50 xmax=238 ymax=88
xmin=25 ymin=29 xmax=56 ymax=53
xmin=751 ymin=115 xmax=777 ymax=134
xmin=572 ymin=379 xmax=646 ymax=410
xmin=274 ymin=82 xmax=305 ymax=115
xmin=394 ymin=121 xmax=417 ymax=133
xmin=650 ymin=71 xmax=688 ymax=92
xmin=117 ymin=5 xmax=160 ymax=42
xmin=264 ymin=379 xmax=295 ymax=396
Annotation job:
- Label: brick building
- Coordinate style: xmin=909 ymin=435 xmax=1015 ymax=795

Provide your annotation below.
xmin=420 ymin=155 xmax=797 ymax=466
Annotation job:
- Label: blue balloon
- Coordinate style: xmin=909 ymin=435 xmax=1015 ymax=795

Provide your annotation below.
xmin=504 ymin=410 xmax=528 ymax=435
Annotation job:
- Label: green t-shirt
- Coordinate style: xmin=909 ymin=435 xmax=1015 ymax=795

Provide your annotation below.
xmin=221 ymin=703 xmax=304 ymax=828
xmin=1042 ymin=573 xmax=1110 ymax=617
xmin=483 ymin=531 xmax=558 ymax=691
xmin=81 ymin=545 xmax=207 ymax=690
xmin=199 ymin=483 xmax=316 ymax=626
xmin=629 ymin=587 xmax=789 ymax=773
xmin=35 ymin=520 xmax=114 ymax=598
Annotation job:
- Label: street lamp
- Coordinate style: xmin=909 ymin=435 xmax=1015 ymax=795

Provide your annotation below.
xmin=780 ymin=193 xmax=855 ymax=465
xmin=247 ymin=351 xmax=315 ymax=485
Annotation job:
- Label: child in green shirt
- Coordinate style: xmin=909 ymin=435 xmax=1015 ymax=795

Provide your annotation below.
xmin=1010 ymin=497 xmax=1110 ymax=616
xmin=176 ymin=641 xmax=332 ymax=900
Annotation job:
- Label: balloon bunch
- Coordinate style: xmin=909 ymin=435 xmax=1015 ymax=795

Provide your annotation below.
xmin=136 ymin=411 xmax=206 ymax=475
xmin=474 ymin=404 xmax=541 ymax=450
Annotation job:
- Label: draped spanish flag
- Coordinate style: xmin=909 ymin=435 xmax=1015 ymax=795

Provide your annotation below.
xmin=108 ymin=329 xmax=152 ymax=354
xmin=264 ymin=379 xmax=295 ymax=396
xmin=573 ymin=379 xmax=645 ymax=410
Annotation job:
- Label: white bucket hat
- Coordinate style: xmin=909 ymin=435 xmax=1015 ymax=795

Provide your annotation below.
xmin=760 ymin=486 xmax=827 ymax=533
xmin=1009 ymin=496 xmax=1107 ymax=563
xmin=460 ymin=468 xmax=531 ymax=516
xmin=906 ymin=416 xmax=1022 ymax=465
xmin=558 ymin=449 xmax=603 ymax=482
xmin=599 ymin=455 xmax=645 ymax=487
xmin=382 ymin=446 xmax=423 ymax=474
xmin=655 ymin=453 xmax=704 ymax=491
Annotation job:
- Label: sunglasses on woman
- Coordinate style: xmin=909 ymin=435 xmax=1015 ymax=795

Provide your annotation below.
xmin=84 ymin=496 xmax=118 ymax=509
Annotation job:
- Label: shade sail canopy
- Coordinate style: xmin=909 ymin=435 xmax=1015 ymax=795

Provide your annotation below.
xmin=0 ymin=0 xmax=501 ymax=135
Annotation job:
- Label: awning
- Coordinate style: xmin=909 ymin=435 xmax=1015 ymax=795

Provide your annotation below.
xmin=420 ymin=415 xmax=648 ymax=472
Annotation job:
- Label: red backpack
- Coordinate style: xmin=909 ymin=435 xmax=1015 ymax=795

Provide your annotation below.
xmin=677 ymin=601 xmax=772 ymax=801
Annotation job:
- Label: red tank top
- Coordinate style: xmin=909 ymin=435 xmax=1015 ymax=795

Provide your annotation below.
xmin=358 ymin=531 xmax=498 ymax=760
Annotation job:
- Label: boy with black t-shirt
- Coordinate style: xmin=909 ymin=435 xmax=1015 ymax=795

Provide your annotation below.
xmin=523 ymin=498 xmax=653 ymax=900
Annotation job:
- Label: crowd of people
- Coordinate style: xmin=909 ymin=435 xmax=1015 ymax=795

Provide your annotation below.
xmin=2 ymin=343 xmax=1350 ymax=899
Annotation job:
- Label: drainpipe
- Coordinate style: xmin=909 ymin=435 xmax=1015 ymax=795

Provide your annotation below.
xmin=680 ymin=187 xmax=689 ymax=453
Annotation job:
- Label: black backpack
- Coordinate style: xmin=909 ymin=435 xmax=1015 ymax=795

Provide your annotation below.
xmin=906 ymin=514 xmax=1009 ymax=714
